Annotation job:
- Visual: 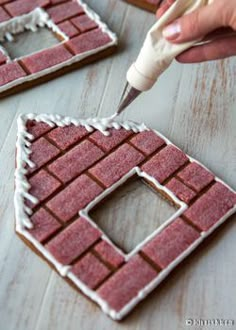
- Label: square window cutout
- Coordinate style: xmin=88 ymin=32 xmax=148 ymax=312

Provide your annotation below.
xmin=1 ymin=26 xmax=61 ymax=60
xmin=89 ymin=174 xmax=182 ymax=254
xmin=0 ymin=8 xmax=66 ymax=61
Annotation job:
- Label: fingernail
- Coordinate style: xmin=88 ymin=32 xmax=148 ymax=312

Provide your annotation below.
xmin=163 ymin=21 xmax=181 ymax=40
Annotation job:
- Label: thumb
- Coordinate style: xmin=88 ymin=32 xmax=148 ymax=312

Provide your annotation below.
xmin=163 ymin=1 xmax=227 ymax=43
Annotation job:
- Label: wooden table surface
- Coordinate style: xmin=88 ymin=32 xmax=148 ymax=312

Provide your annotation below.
xmin=0 ymin=1 xmax=235 ymax=329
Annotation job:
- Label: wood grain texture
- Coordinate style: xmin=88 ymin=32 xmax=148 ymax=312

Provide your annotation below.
xmin=0 ymin=1 xmax=235 ymax=329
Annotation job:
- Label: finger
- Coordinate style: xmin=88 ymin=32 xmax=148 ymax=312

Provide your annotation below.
xmin=163 ymin=1 xmax=228 ymax=43
xmin=156 ymin=3 xmax=169 ymax=18
xmin=156 ymin=2 xmax=170 ymax=18
xmin=176 ymin=36 xmax=236 ymax=63
xmin=156 ymin=0 xmax=175 ymax=18
xmin=203 ymin=27 xmax=236 ymax=41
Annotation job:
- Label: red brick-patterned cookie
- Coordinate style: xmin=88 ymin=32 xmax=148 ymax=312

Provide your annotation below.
xmin=124 ymin=0 xmax=162 ymax=12
xmin=0 ymin=0 xmax=117 ymax=97
xmin=15 ymin=114 xmax=236 ymax=320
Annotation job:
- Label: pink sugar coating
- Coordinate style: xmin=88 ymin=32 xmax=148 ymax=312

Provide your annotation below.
xmin=28 ymin=137 xmax=60 ymax=174
xmin=47 ymin=1 xmax=84 ymax=24
xmin=46 ymin=174 xmax=103 ymax=222
xmin=21 ymin=45 xmax=72 ymax=74
xmin=71 ymin=14 xmax=98 ymax=33
xmin=89 ymin=128 xmax=133 ymax=152
xmin=177 ymin=162 xmax=214 ymax=192
xmin=67 ymin=29 xmax=112 ymax=55
xmin=26 ymin=120 xmax=52 ymax=140
xmin=29 ymin=169 xmax=61 ymax=205
xmin=0 ymin=7 xmax=9 ymax=22
xmin=89 ymin=143 xmax=144 ymax=188
xmin=130 ymin=131 xmax=165 ymax=155
xmin=48 ymin=140 xmax=104 ymax=183
xmin=5 ymin=0 xmax=49 ymax=16
xmin=0 ymin=62 xmax=26 ymax=86
xmin=58 ymin=20 xmax=79 ymax=38
xmin=142 ymin=218 xmax=200 ymax=269
xmin=94 ymin=240 xmax=124 ymax=268
xmin=71 ymin=252 xmax=110 ymax=289
xmin=29 ymin=208 xmax=61 ymax=242
xmin=98 ymin=255 xmax=157 ymax=311
xmin=47 ymin=125 xmax=89 ymax=150
xmin=166 ymin=178 xmax=196 ymax=204
xmin=141 ymin=145 xmax=188 ymax=184
xmin=46 ymin=217 xmax=101 ymax=265
xmin=184 ymin=182 xmax=236 ymax=231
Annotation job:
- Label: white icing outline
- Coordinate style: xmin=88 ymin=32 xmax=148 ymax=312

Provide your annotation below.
xmin=0 ymin=0 xmax=118 ymax=93
xmin=0 ymin=8 xmax=67 ymax=43
xmin=15 ymin=113 xmax=236 ymax=321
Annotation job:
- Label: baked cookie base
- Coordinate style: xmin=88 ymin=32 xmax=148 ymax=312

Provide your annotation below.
xmin=125 ymin=0 xmax=161 ymax=12
xmin=14 ymin=114 xmax=236 ymax=321
xmin=0 ymin=0 xmax=117 ymax=97
xmin=0 ymin=46 xmax=116 ymax=99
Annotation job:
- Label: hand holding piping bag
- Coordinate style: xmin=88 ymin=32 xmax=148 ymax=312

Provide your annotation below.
xmin=159 ymin=0 xmax=236 ymax=63
xmin=118 ymin=0 xmax=236 ymax=113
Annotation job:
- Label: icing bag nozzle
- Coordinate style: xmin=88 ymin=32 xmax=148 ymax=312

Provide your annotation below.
xmin=117 ymin=82 xmax=141 ymax=115
xmin=116 ymin=0 xmax=211 ymax=116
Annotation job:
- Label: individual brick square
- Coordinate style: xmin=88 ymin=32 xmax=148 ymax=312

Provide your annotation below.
xmin=58 ymin=20 xmax=79 ymax=38
xmin=28 ymin=169 xmax=61 ymax=205
xmin=98 ymin=255 xmax=157 ymax=311
xmin=0 ymin=7 xmax=10 ymax=22
xmin=26 ymin=120 xmax=52 ymax=140
xmin=89 ymin=128 xmax=133 ymax=152
xmin=130 ymin=131 xmax=165 ymax=156
xmin=28 ymin=208 xmax=61 ymax=242
xmin=177 ymin=162 xmax=214 ymax=192
xmin=166 ymin=178 xmax=196 ymax=204
xmin=21 ymin=45 xmax=73 ymax=74
xmin=141 ymin=145 xmax=188 ymax=184
xmin=46 ymin=174 xmax=103 ymax=222
xmin=71 ymin=14 xmax=98 ymax=33
xmin=89 ymin=144 xmax=145 ymax=188
xmin=142 ymin=218 xmax=200 ymax=269
xmin=48 ymin=140 xmax=104 ymax=183
xmin=0 ymin=62 xmax=26 ymax=87
xmin=46 ymin=217 xmax=101 ymax=264
xmin=47 ymin=125 xmax=89 ymax=150
xmin=0 ymin=51 xmax=7 ymax=65
xmin=71 ymin=252 xmax=111 ymax=289
xmin=5 ymin=0 xmax=50 ymax=16
xmin=67 ymin=28 xmax=112 ymax=55
xmin=94 ymin=241 xmax=124 ymax=268
xmin=184 ymin=182 xmax=236 ymax=231
xmin=28 ymin=137 xmax=60 ymax=174
xmin=47 ymin=1 xmax=84 ymax=24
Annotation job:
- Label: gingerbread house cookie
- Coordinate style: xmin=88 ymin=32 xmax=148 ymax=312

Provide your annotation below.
xmin=0 ymin=0 xmax=117 ymax=97
xmin=15 ymin=113 xmax=236 ymax=320
xmin=124 ymin=0 xmax=162 ymax=12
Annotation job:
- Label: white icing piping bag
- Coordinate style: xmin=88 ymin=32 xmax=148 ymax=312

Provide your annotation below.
xmin=117 ymin=0 xmax=212 ymax=114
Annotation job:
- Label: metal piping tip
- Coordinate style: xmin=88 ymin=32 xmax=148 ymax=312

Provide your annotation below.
xmin=117 ymin=83 xmax=141 ymax=115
